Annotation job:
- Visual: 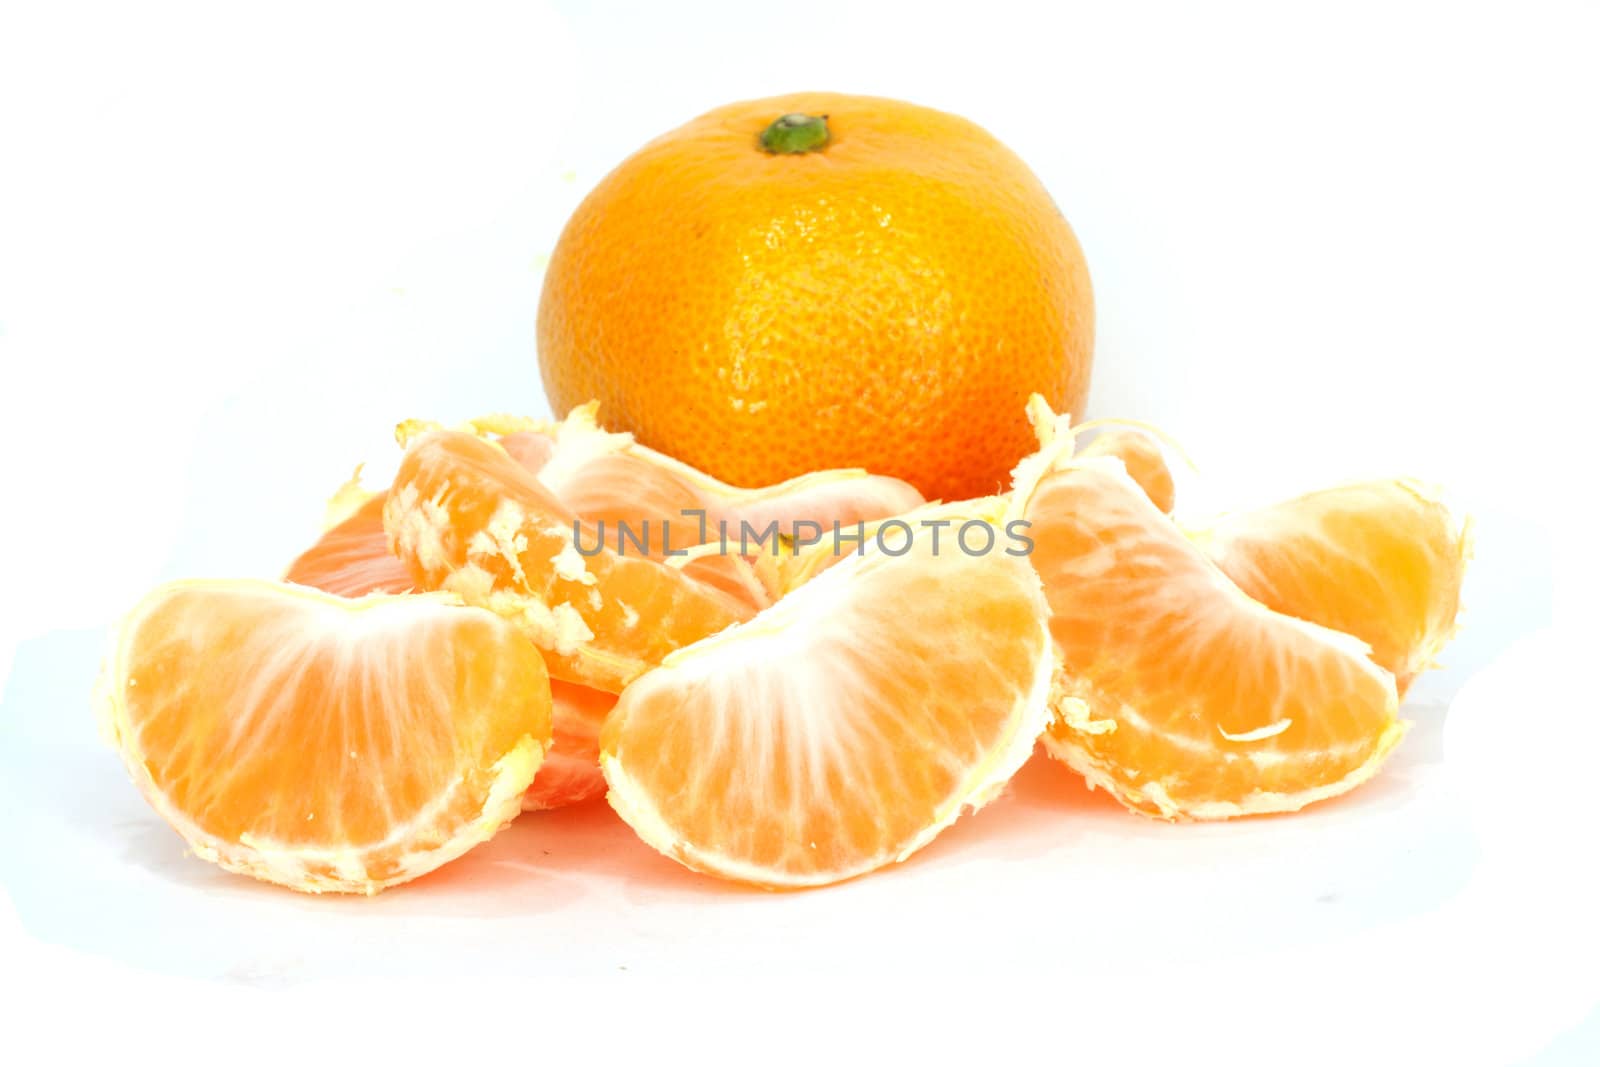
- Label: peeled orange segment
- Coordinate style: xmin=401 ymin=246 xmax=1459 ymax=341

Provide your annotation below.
xmin=284 ymin=492 xmax=412 ymax=598
xmin=1075 ymin=427 xmax=1176 ymax=513
xmin=519 ymin=402 xmax=926 ymax=533
xmin=457 ymin=403 xmax=924 ymax=578
xmin=95 ymin=580 xmax=553 ymax=894
xmin=601 ymin=502 xmax=1054 ymax=888
xmin=1015 ymin=401 xmax=1404 ymax=821
xmin=1190 ymin=480 xmax=1470 ymax=698
xmin=386 ymin=430 xmax=755 ymax=692
xmin=522 ymin=679 xmax=615 ymax=811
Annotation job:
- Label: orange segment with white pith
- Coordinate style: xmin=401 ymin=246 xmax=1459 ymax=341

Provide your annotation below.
xmin=384 ymin=429 xmax=754 ymax=692
xmin=1015 ymin=397 xmax=1404 ymax=820
xmin=96 ymin=580 xmax=552 ymax=894
xmin=601 ymin=497 xmax=1054 ymax=888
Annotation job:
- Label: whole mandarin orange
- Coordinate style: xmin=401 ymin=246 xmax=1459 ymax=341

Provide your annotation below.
xmin=537 ymin=92 xmax=1093 ymax=501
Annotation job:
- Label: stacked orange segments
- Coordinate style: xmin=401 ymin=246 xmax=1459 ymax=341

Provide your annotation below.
xmin=96 ymin=398 xmax=1468 ymax=894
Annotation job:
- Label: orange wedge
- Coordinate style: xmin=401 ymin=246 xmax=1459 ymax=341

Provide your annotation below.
xmin=482 ymin=403 xmax=925 ymax=612
xmin=385 ymin=430 xmax=755 ymax=692
xmin=95 ymin=580 xmax=552 ymax=893
xmin=1191 ymin=480 xmax=1469 ymax=697
xmin=601 ymin=500 xmax=1053 ymax=888
xmin=1015 ymin=399 xmax=1403 ymax=820
xmin=522 ymin=402 xmax=925 ymax=534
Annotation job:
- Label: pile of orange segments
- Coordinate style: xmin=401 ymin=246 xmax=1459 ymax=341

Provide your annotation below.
xmin=96 ymin=398 xmax=1470 ymax=893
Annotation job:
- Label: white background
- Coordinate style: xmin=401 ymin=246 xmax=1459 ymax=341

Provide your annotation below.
xmin=1 ymin=1 xmax=1595 ymax=1062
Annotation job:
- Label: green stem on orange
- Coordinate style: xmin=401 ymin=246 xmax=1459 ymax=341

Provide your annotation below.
xmin=759 ymin=113 xmax=830 ymax=154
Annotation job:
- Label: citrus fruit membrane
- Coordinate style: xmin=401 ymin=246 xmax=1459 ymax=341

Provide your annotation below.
xmin=1048 ymin=415 xmax=1468 ymax=699
xmin=481 ymin=402 xmax=924 ymax=611
xmin=96 ymin=580 xmax=553 ymax=893
xmin=601 ymin=498 xmax=1054 ymax=888
xmin=1015 ymin=398 xmax=1404 ymax=820
xmin=385 ymin=429 xmax=755 ymax=693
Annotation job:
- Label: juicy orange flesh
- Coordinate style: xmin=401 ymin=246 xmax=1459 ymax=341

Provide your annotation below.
xmin=604 ymin=536 xmax=1048 ymax=883
xmin=113 ymin=585 xmax=551 ymax=883
xmin=1076 ymin=429 xmax=1176 ymax=513
xmin=1198 ymin=480 xmax=1465 ymax=696
xmin=523 ymin=678 xmax=615 ymax=810
xmin=1023 ymin=463 xmax=1399 ymax=816
xmin=386 ymin=431 xmax=754 ymax=691
xmin=284 ymin=493 xmax=413 ymax=598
